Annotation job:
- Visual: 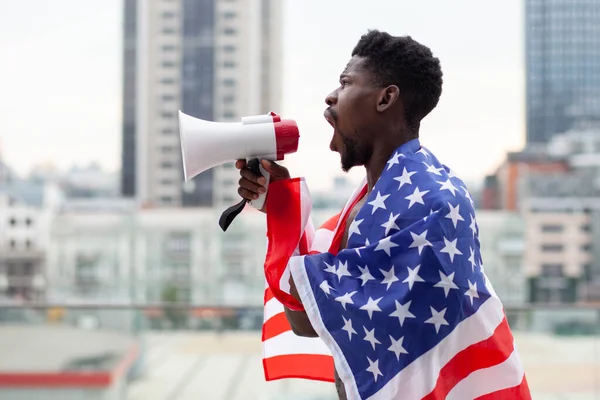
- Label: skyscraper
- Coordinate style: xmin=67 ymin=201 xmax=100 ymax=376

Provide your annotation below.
xmin=120 ymin=0 xmax=282 ymax=207
xmin=525 ymin=0 xmax=600 ymax=145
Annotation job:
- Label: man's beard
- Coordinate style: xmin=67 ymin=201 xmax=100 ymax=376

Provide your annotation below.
xmin=339 ymin=134 xmax=366 ymax=172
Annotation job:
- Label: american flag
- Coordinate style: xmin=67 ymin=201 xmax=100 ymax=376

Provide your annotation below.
xmin=261 ymin=138 xmax=531 ymax=399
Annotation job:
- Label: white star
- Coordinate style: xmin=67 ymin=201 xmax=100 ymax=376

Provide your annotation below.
xmin=323 ymin=261 xmax=336 ymax=275
xmin=335 ymin=291 xmax=357 ymax=310
xmin=440 ymin=237 xmax=463 ymax=262
xmin=380 ymin=265 xmax=400 ymax=290
xmin=465 ymin=280 xmax=480 ymax=306
xmin=368 ymin=191 xmax=389 ymax=214
xmin=408 ymin=230 xmax=433 ymax=255
xmin=342 ymin=316 xmax=357 ymax=340
xmin=468 ymin=214 xmax=477 ymax=236
xmin=349 ymin=218 xmax=363 ymax=239
xmin=425 ymin=306 xmax=449 ymax=334
xmin=365 ymin=238 xmax=371 ymax=246
xmin=374 ymin=236 xmax=399 ymax=257
xmin=417 ymin=147 xmax=430 ymax=158
xmin=386 ymin=151 xmax=402 ymax=170
xmin=423 ymin=162 xmax=444 ymax=176
xmin=363 ymin=327 xmax=381 ymax=350
xmin=357 ymin=265 xmax=375 ymax=286
xmin=445 ymin=202 xmax=465 ymax=228
xmin=360 ymin=297 xmax=383 ymax=320
xmin=434 ymin=271 xmax=459 ymax=297
xmin=463 ymin=187 xmax=475 ymax=205
xmin=335 ymin=260 xmax=352 ymax=282
xmin=402 ymin=265 xmax=425 ymax=290
xmin=393 ymin=167 xmax=417 ymax=190
xmin=319 ymin=280 xmax=333 ymax=296
xmin=366 ymin=357 xmax=383 ymax=382
xmin=381 ymin=212 xmax=401 ymax=236
xmin=437 ymin=179 xmax=458 ymax=196
xmin=389 ymin=300 xmax=416 ymax=327
xmin=388 ymin=335 xmax=409 ymax=361
xmin=468 ymin=247 xmax=477 ymax=273
xmin=405 ymin=187 xmax=430 ymax=209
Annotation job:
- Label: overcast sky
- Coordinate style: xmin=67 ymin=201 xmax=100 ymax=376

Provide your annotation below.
xmin=0 ymin=0 xmax=524 ymax=190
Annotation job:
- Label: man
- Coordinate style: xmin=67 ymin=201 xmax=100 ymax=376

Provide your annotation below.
xmin=236 ymin=30 xmax=530 ymax=400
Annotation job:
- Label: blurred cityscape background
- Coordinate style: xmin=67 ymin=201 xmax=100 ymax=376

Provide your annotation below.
xmin=1 ymin=0 xmax=600 ymax=399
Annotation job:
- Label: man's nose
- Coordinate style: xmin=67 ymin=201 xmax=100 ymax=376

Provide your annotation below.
xmin=325 ymin=90 xmax=338 ymax=107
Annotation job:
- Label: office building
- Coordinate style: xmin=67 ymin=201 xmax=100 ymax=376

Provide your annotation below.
xmin=120 ymin=0 xmax=282 ymax=207
xmin=525 ymin=0 xmax=600 ymax=145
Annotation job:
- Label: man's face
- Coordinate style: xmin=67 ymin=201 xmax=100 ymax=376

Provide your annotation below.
xmin=324 ymin=56 xmax=381 ymax=172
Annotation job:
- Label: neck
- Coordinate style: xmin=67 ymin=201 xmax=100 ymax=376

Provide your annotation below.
xmin=365 ymin=127 xmax=416 ymax=192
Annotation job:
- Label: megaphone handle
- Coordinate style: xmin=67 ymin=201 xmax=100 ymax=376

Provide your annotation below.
xmin=247 ymin=158 xmax=270 ymax=210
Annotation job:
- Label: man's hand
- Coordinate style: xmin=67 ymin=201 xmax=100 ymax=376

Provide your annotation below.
xmin=235 ymin=159 xmax=291 ymax=212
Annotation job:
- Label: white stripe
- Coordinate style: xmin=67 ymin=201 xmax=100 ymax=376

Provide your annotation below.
xmin=332 ymin=177 xmax=367 ymax=236
xmin=367 ymin=296 xmax=506 ymax=400
xmin=446 ymin=347 xmax=525 ymax=400
xmin=262 ymin=330 xmax=332 ymax=358
xmin=264 ymin=297 xmax=284 ymax=323
xmin=310 ymin=229 xmax=335 ymax=252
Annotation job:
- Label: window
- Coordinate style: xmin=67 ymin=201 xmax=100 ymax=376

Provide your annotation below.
xmin=541 ymin=224 xmax=563 ymax=233
xmin=25 ymin=218 xmax=32 ymax=226
xmin=161 ymin=77 xmax=176 ymax=85
xmin=162 ymin=45 xmax=176 ymax=52
xmin=541 ymin=244 xmax=563 ymax=252
xmin=162 ymin=61 xmax=176 ymax=68
xmin=581 ymin=244 xmax=592 ymax=252
xmin=162 ymin=111 xmax=175 ymax=119
xmin=223 ymin=95 xmax=235 ymax=104
xmin=541 ymin=263 xmax=563 ymax=277
xmin=161 ymin=179 xmax=174 ymax=185
xmin=223 ymin=27 xmax=237 ymax=35
xmin=162 ymin=128 xmax=176 ymax=135
xmin=9 ymin=218 xmax=16 ymax=226
xmin=223 ymin=78 xmax=236 ymax=87
xmin=9 ymin=239 xmax=15 ymax=249
xmin=162 ymin=11 xmax=175 ymax=19
xmin=25 ymin=239 xmax=31 ymax=249
xmin=161 ymin=145 xmax=173 ymax=153
xmin=223 ymin=61 xmax=236 ymax=68
xmin=223 ymin=45 xmax=236 ymax=53
xmin=223 ymin=11 xmax=236 ymax=19
xmin=223 ymin=111 xmax=236 ymax=119
xmin=161 ymin=161 xmax=174 ymax=168
xmin=160 ymin=196 xmax=174 ymax=204
xmin=162 ymin=27 xmax=176 ymax=34
xmin=161 ymin=94 xmax=175 ymax=101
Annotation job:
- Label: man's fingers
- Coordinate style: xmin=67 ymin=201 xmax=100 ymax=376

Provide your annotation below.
xmin=260 ymin=159 xmax=289 ymax=179
xmin=239 ymin=177 xmax=266 ymax=195
xmin=235 ymin=159 xmax=247 ymax=169
xmin=238 ymin=186 xmax=260 ymax=200
xmin=240 ymin=168 xmax=266 ymax=186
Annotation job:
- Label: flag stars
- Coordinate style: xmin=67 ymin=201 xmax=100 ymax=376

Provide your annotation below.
xmin=363 ymin=327 xmax=381 ymax=350
xmin=468 ymin=247 xmax=477 ymax=273
xmin=388 ymin=335 xmax=409 ymax=361
xmin=360 ymin=297 xmax=383 ymax=320
xmin=437 ymin=179 xmax=458 ymax=196
xmin=381 ymin=212 xmax=401 ymax=235
xmin=368 ymin=191 xmax=389 ymax=214
xmin=440 ymin=237 xmax=463 ymax=263
xmin=465 ymin=280 xmax=480 ymax=306
xmin=335 ymin=291 xmax=357 ymax=310
xmin=469 ymin=213 xmax=478 ymax=236
xmin=389 ymin=300 xmax=416 ymax=327
xmin=366 ymin=357 xmax=383 ymax=382
xmin=335 ymin=260 xmax=352 ymax=281
xmin=386 ymin=152 xmax=403 ymax=170
xmin=425 ymin=306 xmax=449 ymax=333
xmin=357 ymin=265 xmax=375 ymax=286
xmin=319 ymin=280 xmax=333 ymax=296
xmin=409 ymin=230 xmax=433 ymax=255
xmin=374 ymin=236 xmax=400 ymax=257
xmin=403 ymin=265 xmax=425 ymax=290
xmin=349 ymin=218 xmax=363 ymax=239
xmin=342 ymin=316 xmax=357 ymax=340
xmin=393 ymin=167 xmax=417 ymax=190
xmin=423 ymin=162 xmax=444 ymax=176
xmin=323 ymin=261 xmax=336 ymax=275
xmin=405 ymin=187 xmax=430 ymax=209
xmin=433 ymin=271 xmax=459 ymax=297
xmin=445 ymin=202 xmax=465 ymax=228
xmin=380 ymin=265 xmax=400 ymax=290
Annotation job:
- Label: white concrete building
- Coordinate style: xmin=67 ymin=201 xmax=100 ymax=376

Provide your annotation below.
xmin=120 ymin=0 xmax=283 ymax=208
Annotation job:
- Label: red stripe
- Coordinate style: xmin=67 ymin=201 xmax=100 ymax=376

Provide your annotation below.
xmin=475 ymin=376 xmax=532 ymax=400
xmin=263 ymin=354 xmax=335 ymax=382
xmin=320 ymin=213 xmax=341 ymax=231
xmin=264 ymin=287 xmax=274 ymax=303
xmin=299 ymin=231 xmax=310 ymax=255
xmin=262 ymin=312 xmax=292 ymax=341
xmin=264 ymin=178 xmax=305 ymax=311
xmin=422 ymin=318 xmax=515 ymax=400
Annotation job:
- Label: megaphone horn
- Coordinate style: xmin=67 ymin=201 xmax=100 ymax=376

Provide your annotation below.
xmin=178 ymin=110 xmax=300 ymax=230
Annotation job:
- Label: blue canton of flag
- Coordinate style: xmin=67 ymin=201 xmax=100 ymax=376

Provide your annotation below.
xmin=291 ymin=138 xmax=494 ymax=399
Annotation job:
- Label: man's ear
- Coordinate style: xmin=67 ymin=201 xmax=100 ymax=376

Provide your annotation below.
xmin=376 ymin=85 xmax=400 ymax=113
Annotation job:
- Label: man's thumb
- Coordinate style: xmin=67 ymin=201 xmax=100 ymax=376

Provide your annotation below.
xmin=260 ymin=159 xmax=287 ymax=177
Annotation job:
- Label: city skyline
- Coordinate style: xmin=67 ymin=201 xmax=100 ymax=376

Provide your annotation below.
xmin=0 ymin=0 xmax=525 ymax=190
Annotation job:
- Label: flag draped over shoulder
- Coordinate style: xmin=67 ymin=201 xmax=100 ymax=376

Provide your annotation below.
xmin=261 ymin=138 xmax=532 ymax=400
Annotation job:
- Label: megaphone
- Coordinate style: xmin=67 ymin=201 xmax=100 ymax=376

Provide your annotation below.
xmin=178 ymin=110 xmax=300 ymax=231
